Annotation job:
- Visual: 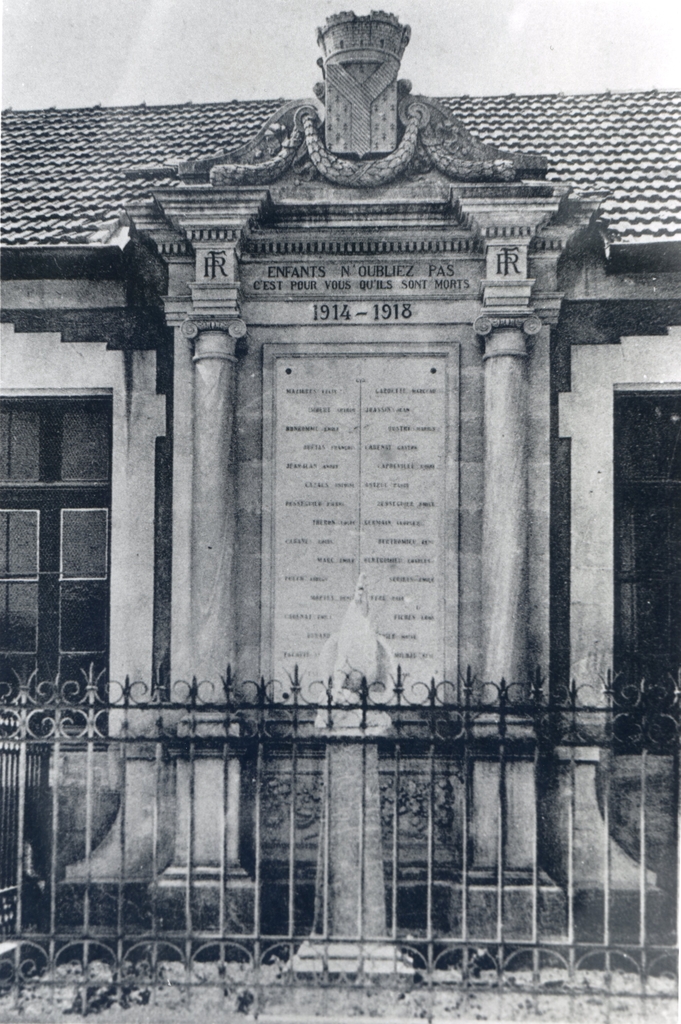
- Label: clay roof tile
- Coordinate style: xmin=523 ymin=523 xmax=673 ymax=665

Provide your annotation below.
xmin=2 ymin=91 xmax=680 ymax=245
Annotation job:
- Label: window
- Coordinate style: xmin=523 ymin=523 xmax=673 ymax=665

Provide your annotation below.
xmin=614 ymin=392 xmax=681 ymax=681
xmin=0 ymin=398 xmax=111 ymax=687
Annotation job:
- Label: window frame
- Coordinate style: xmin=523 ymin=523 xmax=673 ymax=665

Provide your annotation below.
xmin=0 ymin=396 xmax=112 ymax=683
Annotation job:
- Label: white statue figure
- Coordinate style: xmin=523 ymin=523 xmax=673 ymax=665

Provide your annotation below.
xmin=316 ymin=573 xmax=396 ymax=735
xmin=294 ymin=575 xmax=411 ymax=974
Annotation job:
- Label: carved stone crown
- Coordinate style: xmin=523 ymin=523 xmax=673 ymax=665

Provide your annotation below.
xmin=316 ymin=11 xmax=411 ymax=157
xmin=317 ymin=10 xmax=411 ymax=65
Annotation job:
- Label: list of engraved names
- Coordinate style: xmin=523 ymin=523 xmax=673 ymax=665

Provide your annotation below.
xmin=271 ymin=353 xmax=446 ymax=690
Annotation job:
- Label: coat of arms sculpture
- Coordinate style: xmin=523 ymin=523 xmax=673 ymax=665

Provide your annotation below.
xmin=146 ymin=9 xmax=547 ymax=188
xmin=317 ymin=10 xmax=411 ymax=157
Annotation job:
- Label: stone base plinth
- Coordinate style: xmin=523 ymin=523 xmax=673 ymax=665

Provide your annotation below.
xmin=571 ymin=884 xmax=672 ymax=944
xmin=392 ymin=870 xmax=566 ymax=942
xmin=155 ymin=867 xmax=255 ymax=933
xmin=292 ymin=940 xmax=414 ymax=975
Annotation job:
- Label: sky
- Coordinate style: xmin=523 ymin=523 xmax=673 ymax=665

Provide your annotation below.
xmin=2 ymin=0 xmax=681 ymax=111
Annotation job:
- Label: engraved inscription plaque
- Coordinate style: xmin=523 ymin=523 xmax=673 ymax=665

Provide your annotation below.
xmin=263 ymin=348 xmax=454 ymax=694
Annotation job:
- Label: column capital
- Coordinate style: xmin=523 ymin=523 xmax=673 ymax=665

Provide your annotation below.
xmin=474 ymin=313 xmax=542 ymax=339
xmin=181 ymin=316 xmax=248 ymax=357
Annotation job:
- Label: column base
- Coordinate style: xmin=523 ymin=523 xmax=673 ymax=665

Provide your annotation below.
xmin=293 ymin=941 xmax=414 ymax=975
xmin=63 ymin=756 xmax=174 ymax=883
xmin=570 ymin=883 xmax=671 ymax=944
xmin=158 ymin=864 xmax=250 ymax=885
xmin=154 ymin=865 xmax=255 ymax=932
xmin=444 ymin=869 xmax=566 ymax=941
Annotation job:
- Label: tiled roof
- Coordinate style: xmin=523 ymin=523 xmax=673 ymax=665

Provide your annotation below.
xmin=1 ymin=100 xmax=282 ymax=247
xmin=2 ymin=91 xmax=680 ymax=247
xmin=440 ymin=91 xmax=681 ymax=245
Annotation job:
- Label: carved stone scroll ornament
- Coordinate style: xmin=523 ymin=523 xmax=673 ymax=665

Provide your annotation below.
xmin=399 ymin=96 xmax=546 ymax=182
xmin=209 ymin=102 xmax=307 ymax=186
xmin=209 ymin=125 xmax=305 ymax=186
xmin=204 ymin=96 xmax=546 ymax=188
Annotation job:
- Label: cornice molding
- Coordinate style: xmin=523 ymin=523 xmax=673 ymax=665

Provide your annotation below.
xmin=0 ymin=307 xmax=169 ymax=350
xmin=157 ymin=239 xmax=194 ymax=260
xmin=531 ymin=292 xmax=565 ymax=325
xmin=453 ymin=187 xmax=568 ymax=241
xmin=183 ymin=226 xmax=240 ymax=244
xmin=125 ymin=174 xmax=604 ymax=277
xmin=241 ymin=234 xmax=481 ymax=258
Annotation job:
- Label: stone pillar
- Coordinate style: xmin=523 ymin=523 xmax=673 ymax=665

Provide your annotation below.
xmin=465 ymin=314 xmax=551 ymax=940
xmin=157 ymin=317 xmax=253 ymax=923
xmin=476 ymin=314 xmax=541 ymax=684
xmin=181 ymin=318 xmax=247 ymax=683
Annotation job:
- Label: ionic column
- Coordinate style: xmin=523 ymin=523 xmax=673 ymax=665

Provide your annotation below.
xmin=182 ymin=317 xmax=247 ymax=683
xmin=160 ymin=317 xmax=251 ymax=908
xmin=476 ymin=314 xmax=541 ymax=683
xmin=187 ymin=316 xmax=247 ymax=880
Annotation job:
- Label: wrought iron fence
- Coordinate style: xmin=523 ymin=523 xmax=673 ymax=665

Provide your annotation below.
xmin=0 ymin=665 xmax=678 ymax=1020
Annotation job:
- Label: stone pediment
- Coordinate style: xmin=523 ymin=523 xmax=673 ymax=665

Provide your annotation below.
xmin=174 ymin=92 xmax=547 ymax=191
